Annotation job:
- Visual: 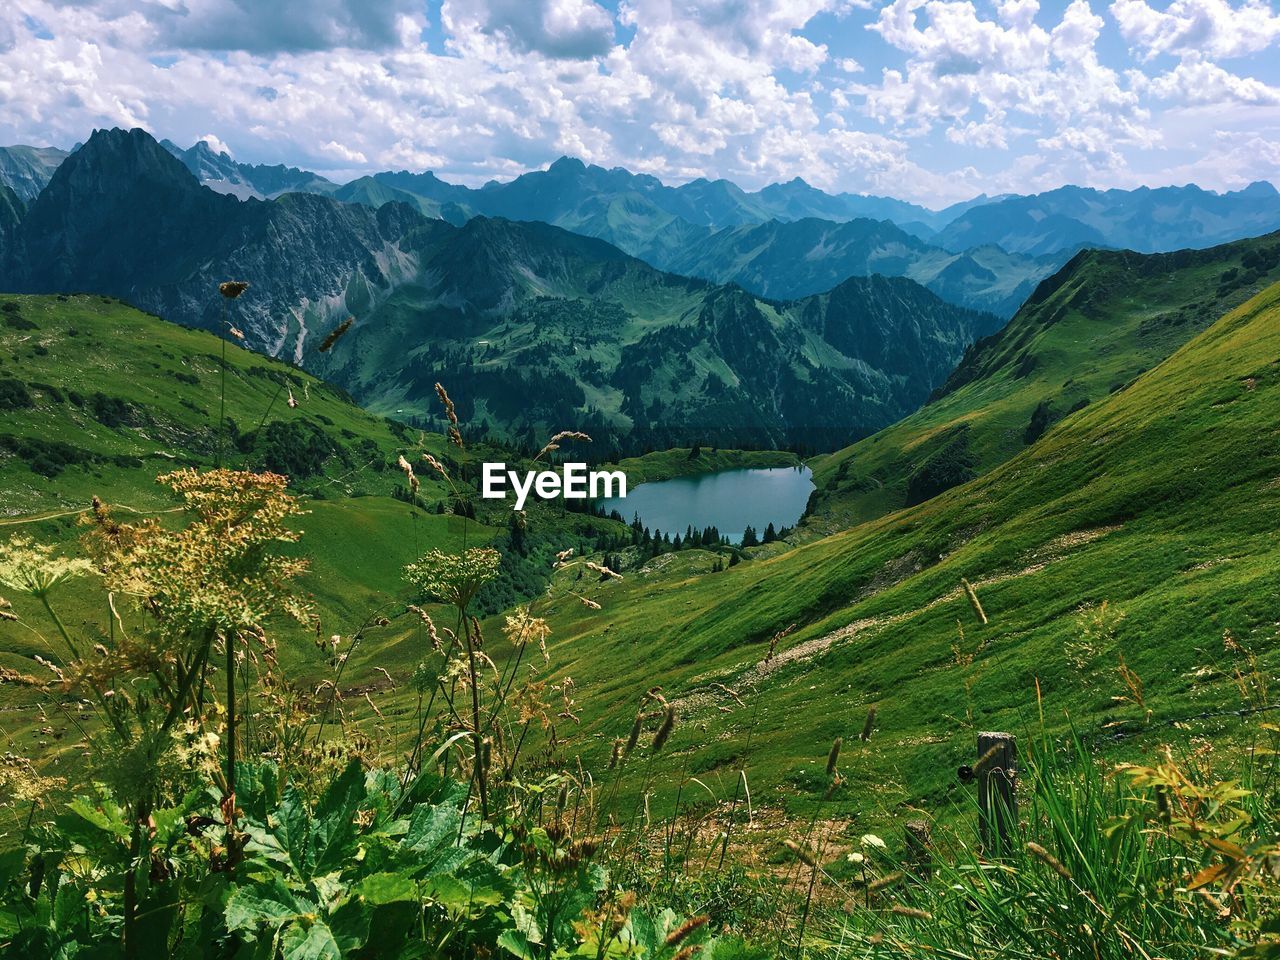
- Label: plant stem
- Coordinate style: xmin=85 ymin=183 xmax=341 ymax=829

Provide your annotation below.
xmin=217 ymin=301 xmax=228 ymax=469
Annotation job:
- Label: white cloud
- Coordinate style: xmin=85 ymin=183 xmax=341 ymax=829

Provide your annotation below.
xmin=1111 ymin=0 xmax=1280 ymax=61
xmin=860 ymin=0 xmax=1152 ymax=176
xmin=319 ymin=140 xmax=367 ymax=164
xmin=197 ymin=132 xmax=232 ymax=156
xmin=1145 ymin=59 xmax=1280 ymax=106
xmin=0 ymin=0 xmax=1275 ymax=205
xmin=442 ymin=0 xmax=616 ymax=60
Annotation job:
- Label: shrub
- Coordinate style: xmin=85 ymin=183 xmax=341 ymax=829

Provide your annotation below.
xmin=0 ymin=378 xmax=33 ymax=410
xmin=905 ymin=425 xmax=976 ymax=506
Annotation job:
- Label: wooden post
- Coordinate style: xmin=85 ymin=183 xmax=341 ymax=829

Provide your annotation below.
xmin=977 ymin=732 xmax=1017 ymax=855
xmin=904 ymin=819 xmax=933 ymax=879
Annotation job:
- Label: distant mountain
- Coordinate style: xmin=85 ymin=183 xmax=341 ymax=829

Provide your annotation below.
xmin=657 ymin=217 xmax=1066 ymax=318
xmin=159 ymin=139 xmax=336 ymax=200
xmin=1 ymin=127 xmax=997 ymax=451
xmin=936 ymin=183 xmax=1280 ymax=256
xmin=375 ymin=156 xmax=970 ymax=233
xmin=361 ymin=161 xmax=1050 ymax=316
xmin=8 ymin=128 xmax=427 ymax=361
xmin=0 ymin=145 xmax=69 ymax=202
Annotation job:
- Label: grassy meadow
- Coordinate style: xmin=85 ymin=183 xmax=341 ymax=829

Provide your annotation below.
xmin=0 ymin=278 xmax=1276 ymax=957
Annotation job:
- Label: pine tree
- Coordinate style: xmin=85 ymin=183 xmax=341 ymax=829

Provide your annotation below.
xmin=741 ymin=525 xmax=759 ymax=548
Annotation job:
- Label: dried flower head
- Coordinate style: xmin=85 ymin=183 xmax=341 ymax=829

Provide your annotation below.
xmin=861 ymin=706 xmax=877 ymax=742
xmin=586 ymin=561 xmax=623 ymax=581
xmin=651 ymin=705 xmax=676 ymax=753
xmin=286 ymin=388 xmax=298 ymax=409
xmin=826 ymin=736 xmax=842 ymax=776
xmin=420 ymin=453 xmax=448 ymax=479
xmin=318 ymin=316 xmax=354 ymax=353
xmin=962 ymin=578 xmax=988 ymax=625
xmin=665 ymin=915 xmax=710 ymax=947
xmin=397 ymin=455 xmax=419 ymax=495
xmin=434 ymin=382 xmax=458 ymax=425
xmin=536 ymin=430 xmax=592 ymax=459
xmin=218 ymin=281 xmax=249 ymax=300
xmin=228 ymin=325 xmax=245 ymax=341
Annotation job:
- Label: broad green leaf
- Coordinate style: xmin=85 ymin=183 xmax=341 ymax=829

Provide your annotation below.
xmin=225 ymin=878 xmax=306 ymax=932
xmin=497 ymin=929 xmax=538 ymax=959
xmin=402 ymin=802 xmax=461 ymax=857
xmin=64 ymin=796 xmax=131 ymax=841
xmin=354 ymin=872 xmax=419 ymax=905
xmin=281 ymin=919 xmax=341 ymax=960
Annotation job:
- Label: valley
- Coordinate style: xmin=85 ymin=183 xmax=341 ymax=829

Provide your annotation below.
xmin=1 ymin=127 xmax=1278 ymax=959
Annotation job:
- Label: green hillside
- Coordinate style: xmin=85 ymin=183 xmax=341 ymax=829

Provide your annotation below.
xmin=0 ymin=294 xmax=627 ymax=690
xmin=804 ymin=231 xmax=1280 ymax=532
xmin=513 ymin=279 xmax=1280 ymax=823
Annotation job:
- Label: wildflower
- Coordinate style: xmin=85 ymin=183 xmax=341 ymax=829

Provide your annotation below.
xmin=318 ymin=316 xmax=354 ymax=352
xmin=861 ymin=833 xmax=886 ymax=851
xmin=85 ymin=470 xmax=312 ymax=637
xmin=503 ymin=607 xmax=552 ymax=661
xmin=218 ymin=281 xmax=249 ymax=300
xmin=0 ymin=536 xmax=93 ymax=599
xmin=404 ymin=548 xmax=501 ymax=609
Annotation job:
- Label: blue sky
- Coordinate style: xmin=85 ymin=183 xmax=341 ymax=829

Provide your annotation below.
xmin=1 ymin=0 xmax=1278 ymax=206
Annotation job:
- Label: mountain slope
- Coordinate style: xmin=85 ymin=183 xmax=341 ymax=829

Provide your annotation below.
xmin=3 ymin=127 xmax=996 ymax=452
xmin=160 ymin=138 xmax=337 ymax=200
xmin=0 ymin=145 xmax=69 ymax=202
xmin=805 ymin=231 xmax=1280 ymax=529
xmin=6 ymin=127 xmax=431 ymax=360
xmin=530 ymin=278 xmax=1280 ymax=817
xmin=937 ymin=182 xmax=1280 ymax=256
xmin=311 ymin=217 xmax=1000 ymax=451
xmin=361 ymin=161 xmax=1049 ymax=317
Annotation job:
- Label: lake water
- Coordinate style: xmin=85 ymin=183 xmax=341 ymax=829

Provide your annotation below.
xmin=598 ymin=465 xmax=815 ymax=545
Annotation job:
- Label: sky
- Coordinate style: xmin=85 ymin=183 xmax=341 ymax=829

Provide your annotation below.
xmin=0 ymin=0 xmax=1278 ymax=207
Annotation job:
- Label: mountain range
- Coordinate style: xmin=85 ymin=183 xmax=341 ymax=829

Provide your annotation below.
xmin=4 ymin=137 xmax=1279 ymax=318
xmin=0 ymin=127 xmax=998 ymax=451
xmin=5 ymin=127 xmax=1280 ymax=452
